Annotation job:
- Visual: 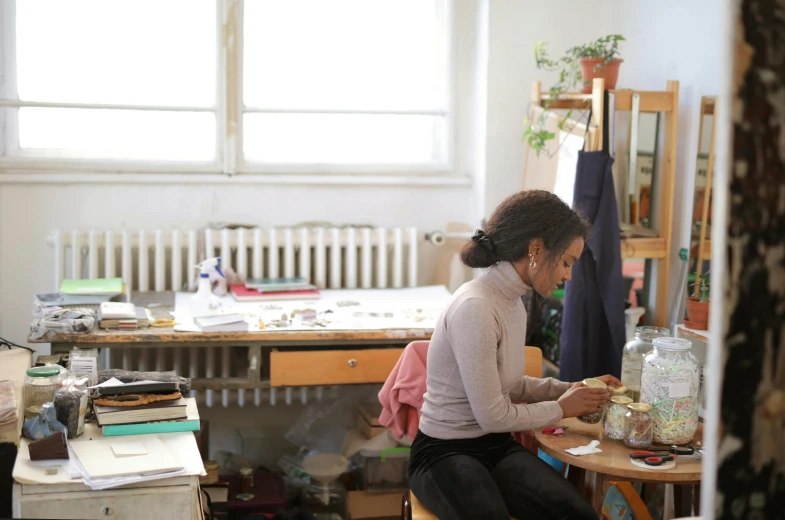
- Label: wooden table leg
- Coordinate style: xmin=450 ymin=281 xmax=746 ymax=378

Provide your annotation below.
xmin=673 ymin=484 xmax=694 ymax=518
xmin=694 ymin=483 xmax=701 ymax=515
xmin=567 ymin=465 xmax=586 ymax=494
xmin=584 ymin=471 xmax=605 ymax=515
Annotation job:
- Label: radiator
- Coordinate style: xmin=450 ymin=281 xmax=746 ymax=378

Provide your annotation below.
xmin=47 ymin=226 xmax=419 ymax=407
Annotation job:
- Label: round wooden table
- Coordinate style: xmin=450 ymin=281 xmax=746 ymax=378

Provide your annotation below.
xmin=535 ymin=417 xmax=703 ymax=515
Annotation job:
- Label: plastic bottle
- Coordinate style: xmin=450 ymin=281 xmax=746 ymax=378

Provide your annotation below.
xmin=191 ymin=257 xmax=225 ymax=318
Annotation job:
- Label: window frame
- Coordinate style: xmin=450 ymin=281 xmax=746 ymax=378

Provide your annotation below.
xmin=0 ymin=0 xmax=459 ymax=179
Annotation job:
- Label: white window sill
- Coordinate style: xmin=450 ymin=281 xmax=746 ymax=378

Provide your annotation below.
xmin=0 ymin=171 xmax=474 ymax=187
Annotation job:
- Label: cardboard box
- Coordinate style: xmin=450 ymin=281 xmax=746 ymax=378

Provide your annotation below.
xmin=348 ymin=491 xmax=402 ymax=520
xmin=357 ymin=404 xmax=386 ymax=439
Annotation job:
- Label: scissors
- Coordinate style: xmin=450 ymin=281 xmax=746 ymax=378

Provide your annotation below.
xmin=649 ymin=445 xmax=701 ymax=458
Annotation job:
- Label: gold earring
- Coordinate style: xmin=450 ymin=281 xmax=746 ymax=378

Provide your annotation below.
xmin=529 ymin=254 xmax=536 ymax=269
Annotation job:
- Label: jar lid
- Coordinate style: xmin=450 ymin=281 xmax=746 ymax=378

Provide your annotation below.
xmin=582 ymin=378 xmax=607 ymax=388
xmin=26 ymin=366 xmax=61 ymax=378
xmin=627 ymin=403 xmax=652 ymax=413
xmin=653 ymin=337 xmax=692 ymax=350
xmin=636 ymin=326 xmax=671 ymax=337
xmin=239 ymin=467 xmax=253 ymax=476
xmin=610 ymin=396 xmax=633 ymax=405
xmin=610 ymin=386 xmax=628 ymax=396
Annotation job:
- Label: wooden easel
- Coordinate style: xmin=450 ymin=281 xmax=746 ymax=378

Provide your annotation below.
xmin=526 ymin=78 xmax=680 ymax=327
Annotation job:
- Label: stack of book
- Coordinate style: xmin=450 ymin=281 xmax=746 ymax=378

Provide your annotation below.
xmin=95 ymin=396 xmax=201 ymax=437
xmin=37 ymin=277 xmax=128 ymax=312
xmin=230 ymin=276 xmax=320 ymax=302
xmin=97 ymin=302 xmax=153 ymax=330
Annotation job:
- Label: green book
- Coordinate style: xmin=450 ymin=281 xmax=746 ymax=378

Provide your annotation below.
xmin=60 ymin=277 xmax=123 ymax=295
xmin=102 ymin=419 xmax=200 ymax=437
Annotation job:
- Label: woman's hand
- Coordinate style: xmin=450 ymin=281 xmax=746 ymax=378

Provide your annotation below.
xmin=594 ymin=374 xmax=622 ymax=387
xmin=557 ymin=382 xmax=611 ymax=418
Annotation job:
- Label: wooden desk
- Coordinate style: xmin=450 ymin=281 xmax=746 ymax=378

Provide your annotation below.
xmin=535 ymin=418 xmax=702 ymax=515
xmin=29 ymin=292 xmax=434 ymax=393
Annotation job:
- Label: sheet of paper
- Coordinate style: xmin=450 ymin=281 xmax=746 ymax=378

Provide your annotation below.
xmin=553 ymin=130 xmax=585 ymax=207
xmin=112 ymin=442 xmax=148 ymax=457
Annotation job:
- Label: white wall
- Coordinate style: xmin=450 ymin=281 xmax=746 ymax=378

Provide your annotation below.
xmin=487 ymin=0 xmax=722 ymax=319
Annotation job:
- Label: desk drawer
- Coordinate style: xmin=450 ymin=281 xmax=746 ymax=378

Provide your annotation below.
xmin=13 ymin=484 xmax=195 ymax=520
xmin=270 ymin=348 xmax=403 ymax=387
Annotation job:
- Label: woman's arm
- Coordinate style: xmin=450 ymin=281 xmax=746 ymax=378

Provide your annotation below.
xmin=447 ymin=298 xmax=564 ymax=433
xmin=510 ymin=376 xmax=572 ymax=403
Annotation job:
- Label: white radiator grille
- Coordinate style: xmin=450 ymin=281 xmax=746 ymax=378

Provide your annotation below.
xmin=47 ymin=226 xmax=419 ymax=406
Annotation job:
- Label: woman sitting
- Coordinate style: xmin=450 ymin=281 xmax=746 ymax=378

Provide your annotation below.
xmin=409 ymin=190 xmax=620 ymax=519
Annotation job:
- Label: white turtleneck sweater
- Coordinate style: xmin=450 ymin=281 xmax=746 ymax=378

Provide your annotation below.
xmin=418 ymin=261 xmax=571 ymax=439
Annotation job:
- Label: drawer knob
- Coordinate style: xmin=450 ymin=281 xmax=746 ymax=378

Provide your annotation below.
xmin=102 ymin=506 xmax=114 ymax=516
xmin=348 ymin=359 xmax=357 ymax=368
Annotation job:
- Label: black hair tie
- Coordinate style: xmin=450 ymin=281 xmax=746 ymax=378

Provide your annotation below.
xmin=471 ymin=229 xmax=497 ymax=260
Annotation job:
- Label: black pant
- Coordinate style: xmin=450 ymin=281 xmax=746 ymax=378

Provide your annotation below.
xmin=409 ymin=449 xmax=597 ymax=520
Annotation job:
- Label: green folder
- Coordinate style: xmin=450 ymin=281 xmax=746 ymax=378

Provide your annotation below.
xmin=59 ymin=278 xmax=123 ymax=295
xmin=102 ymin=419 xmax=200 ymax=437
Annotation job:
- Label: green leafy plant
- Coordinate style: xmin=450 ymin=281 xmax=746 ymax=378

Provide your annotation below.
xmin=691 ymin=272 xmax=710 ymax=303
xmin=524 ymin=35 xmax=625 ymax=157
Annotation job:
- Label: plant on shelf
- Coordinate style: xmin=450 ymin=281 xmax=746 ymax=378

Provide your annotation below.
xmin=523 ymin=34 xmax=625 ymax=157
xmin=685 ymin=272 xmax=710 ymax=330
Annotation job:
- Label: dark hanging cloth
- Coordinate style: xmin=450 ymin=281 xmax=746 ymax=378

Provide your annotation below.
xmin=559 ymin=150 xmax=626 ymax=382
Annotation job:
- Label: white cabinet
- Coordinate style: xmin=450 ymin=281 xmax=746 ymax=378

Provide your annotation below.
xmin=13 ymin=476 xmax=202 ymax=520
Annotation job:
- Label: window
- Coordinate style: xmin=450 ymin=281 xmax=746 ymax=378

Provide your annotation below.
xmin=0 ymin=0 xmax=452 ymax=175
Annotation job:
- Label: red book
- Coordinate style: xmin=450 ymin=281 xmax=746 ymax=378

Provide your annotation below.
xmin=230 ymin=284 xmax=320 ymax=302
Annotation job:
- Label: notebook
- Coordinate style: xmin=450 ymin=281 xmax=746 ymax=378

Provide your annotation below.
xmin=95 ymin=397 xmax=188 ymax=426
xmin=70 ymin=434 xmax=183 ymax=478
xmin=230 ymin=284 xmax=320 ymax=302
xmin=244 ymin=277 xmax=312 ymax=291
xmin=194 ymin=314 xmax=249 ymax=332
xmin=102 ymin=398 xmax=200 ymax=436
xmin=60 ymin=278 xmax=124 ymax=295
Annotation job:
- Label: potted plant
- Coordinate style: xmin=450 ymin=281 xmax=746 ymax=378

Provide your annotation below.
xmin=523 ymin=34 xmax=624 ymax=156
xmin=685 ymin=272 xmax=710 ymax=330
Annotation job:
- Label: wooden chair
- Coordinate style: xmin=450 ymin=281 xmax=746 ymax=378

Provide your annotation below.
xmin=400 ymin=346 xmax=543 ymax=520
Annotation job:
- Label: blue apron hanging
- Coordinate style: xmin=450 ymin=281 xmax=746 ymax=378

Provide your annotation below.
xmin=559 ymin=114 xmax=626 ymax=382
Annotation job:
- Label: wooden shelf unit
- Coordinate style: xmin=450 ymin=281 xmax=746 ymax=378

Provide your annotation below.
xmin=531 ymin=78 xmax=680 ymax=327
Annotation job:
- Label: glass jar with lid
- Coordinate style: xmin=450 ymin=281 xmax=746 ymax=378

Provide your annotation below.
xmin=604 ymin=396 xmax=633 ymax=440
xmin=577 ymin=378 xmax=607 ymax=424
xmin=24 ymin=365 xmax=66 ymax=420
xmin=639 ymin=337 xmax=700 ymax=445
xmin=621 ymin=326 xmax=670 ymax=401
xmin=624 ymin=403 xmax=653 ymax=449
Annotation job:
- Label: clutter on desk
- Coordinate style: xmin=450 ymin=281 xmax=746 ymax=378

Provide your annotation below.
xmin=97 ymin=368 xmax=192 ymax=394
xmin=60 ymin=277 xmax=124 ymax=296
xmin=53 ymin=377 xmax=89 ymax=439
xmin=68 ymin=347 xmax=98 ymax=386
xmin=35 ymin=288 xmax=127 ymax=312
xmin=29 ymin=306 xmax=96 ymax=340
xmin=22 ymin=402 xmax=67 ymax=440
xmin=231 ymin=284 xmax=321 ymax=302
xmin=0 ymin=381 xmax=18 ymax=444
xmin=28 ymin=430 xmax=68 ymax=461
xmin=97 ymin=302 xmax=152 ymax=330
xmin=195 ymin=313 xmax=249 ymax=332
xmin=23 ymin=365 xmax=66 ymax=420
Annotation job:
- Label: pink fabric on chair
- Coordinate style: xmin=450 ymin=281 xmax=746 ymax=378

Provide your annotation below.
xmin=378 ymin=340 xmax=429 ymax=441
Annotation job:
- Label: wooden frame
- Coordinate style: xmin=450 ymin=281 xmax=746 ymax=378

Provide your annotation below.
xmin=0 ymin=0 xmax=456 ymax=177
xmin=528 ymin=78 xmax=680 ymax=327
xmin=694 ymin=96 xmax=716 ymax=270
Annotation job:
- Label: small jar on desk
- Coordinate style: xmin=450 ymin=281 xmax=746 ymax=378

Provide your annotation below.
xmin=239 ymin=467 xmax=254 ymax=494
xmin=605 ymin=396 xmax=633 ymax=440
xmin=624 ymin=403 xmax=653 ymax=449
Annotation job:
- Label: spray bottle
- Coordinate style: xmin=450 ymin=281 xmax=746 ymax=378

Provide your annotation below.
xmin=191 ymin=257 xmax=226 ymax=318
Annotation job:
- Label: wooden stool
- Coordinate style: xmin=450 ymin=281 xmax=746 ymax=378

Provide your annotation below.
xmin=402 ymin=490 xmax=516 ymax=520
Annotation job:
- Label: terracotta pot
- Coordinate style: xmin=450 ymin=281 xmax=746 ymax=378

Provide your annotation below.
xmin=685 ymin=296 xmax=709 ymax=327
xmin=578 ymin=58 xmax=623 ymax=93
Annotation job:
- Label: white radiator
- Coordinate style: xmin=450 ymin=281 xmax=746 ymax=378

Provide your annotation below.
xmin=47 ymin=226 xmax=419 ymax=407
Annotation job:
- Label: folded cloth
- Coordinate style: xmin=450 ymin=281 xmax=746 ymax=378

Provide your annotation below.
xmin=565 ymin=440 xmax=602 ymax=456
xmin=378 ymin=341 xmax=429 ymax=440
